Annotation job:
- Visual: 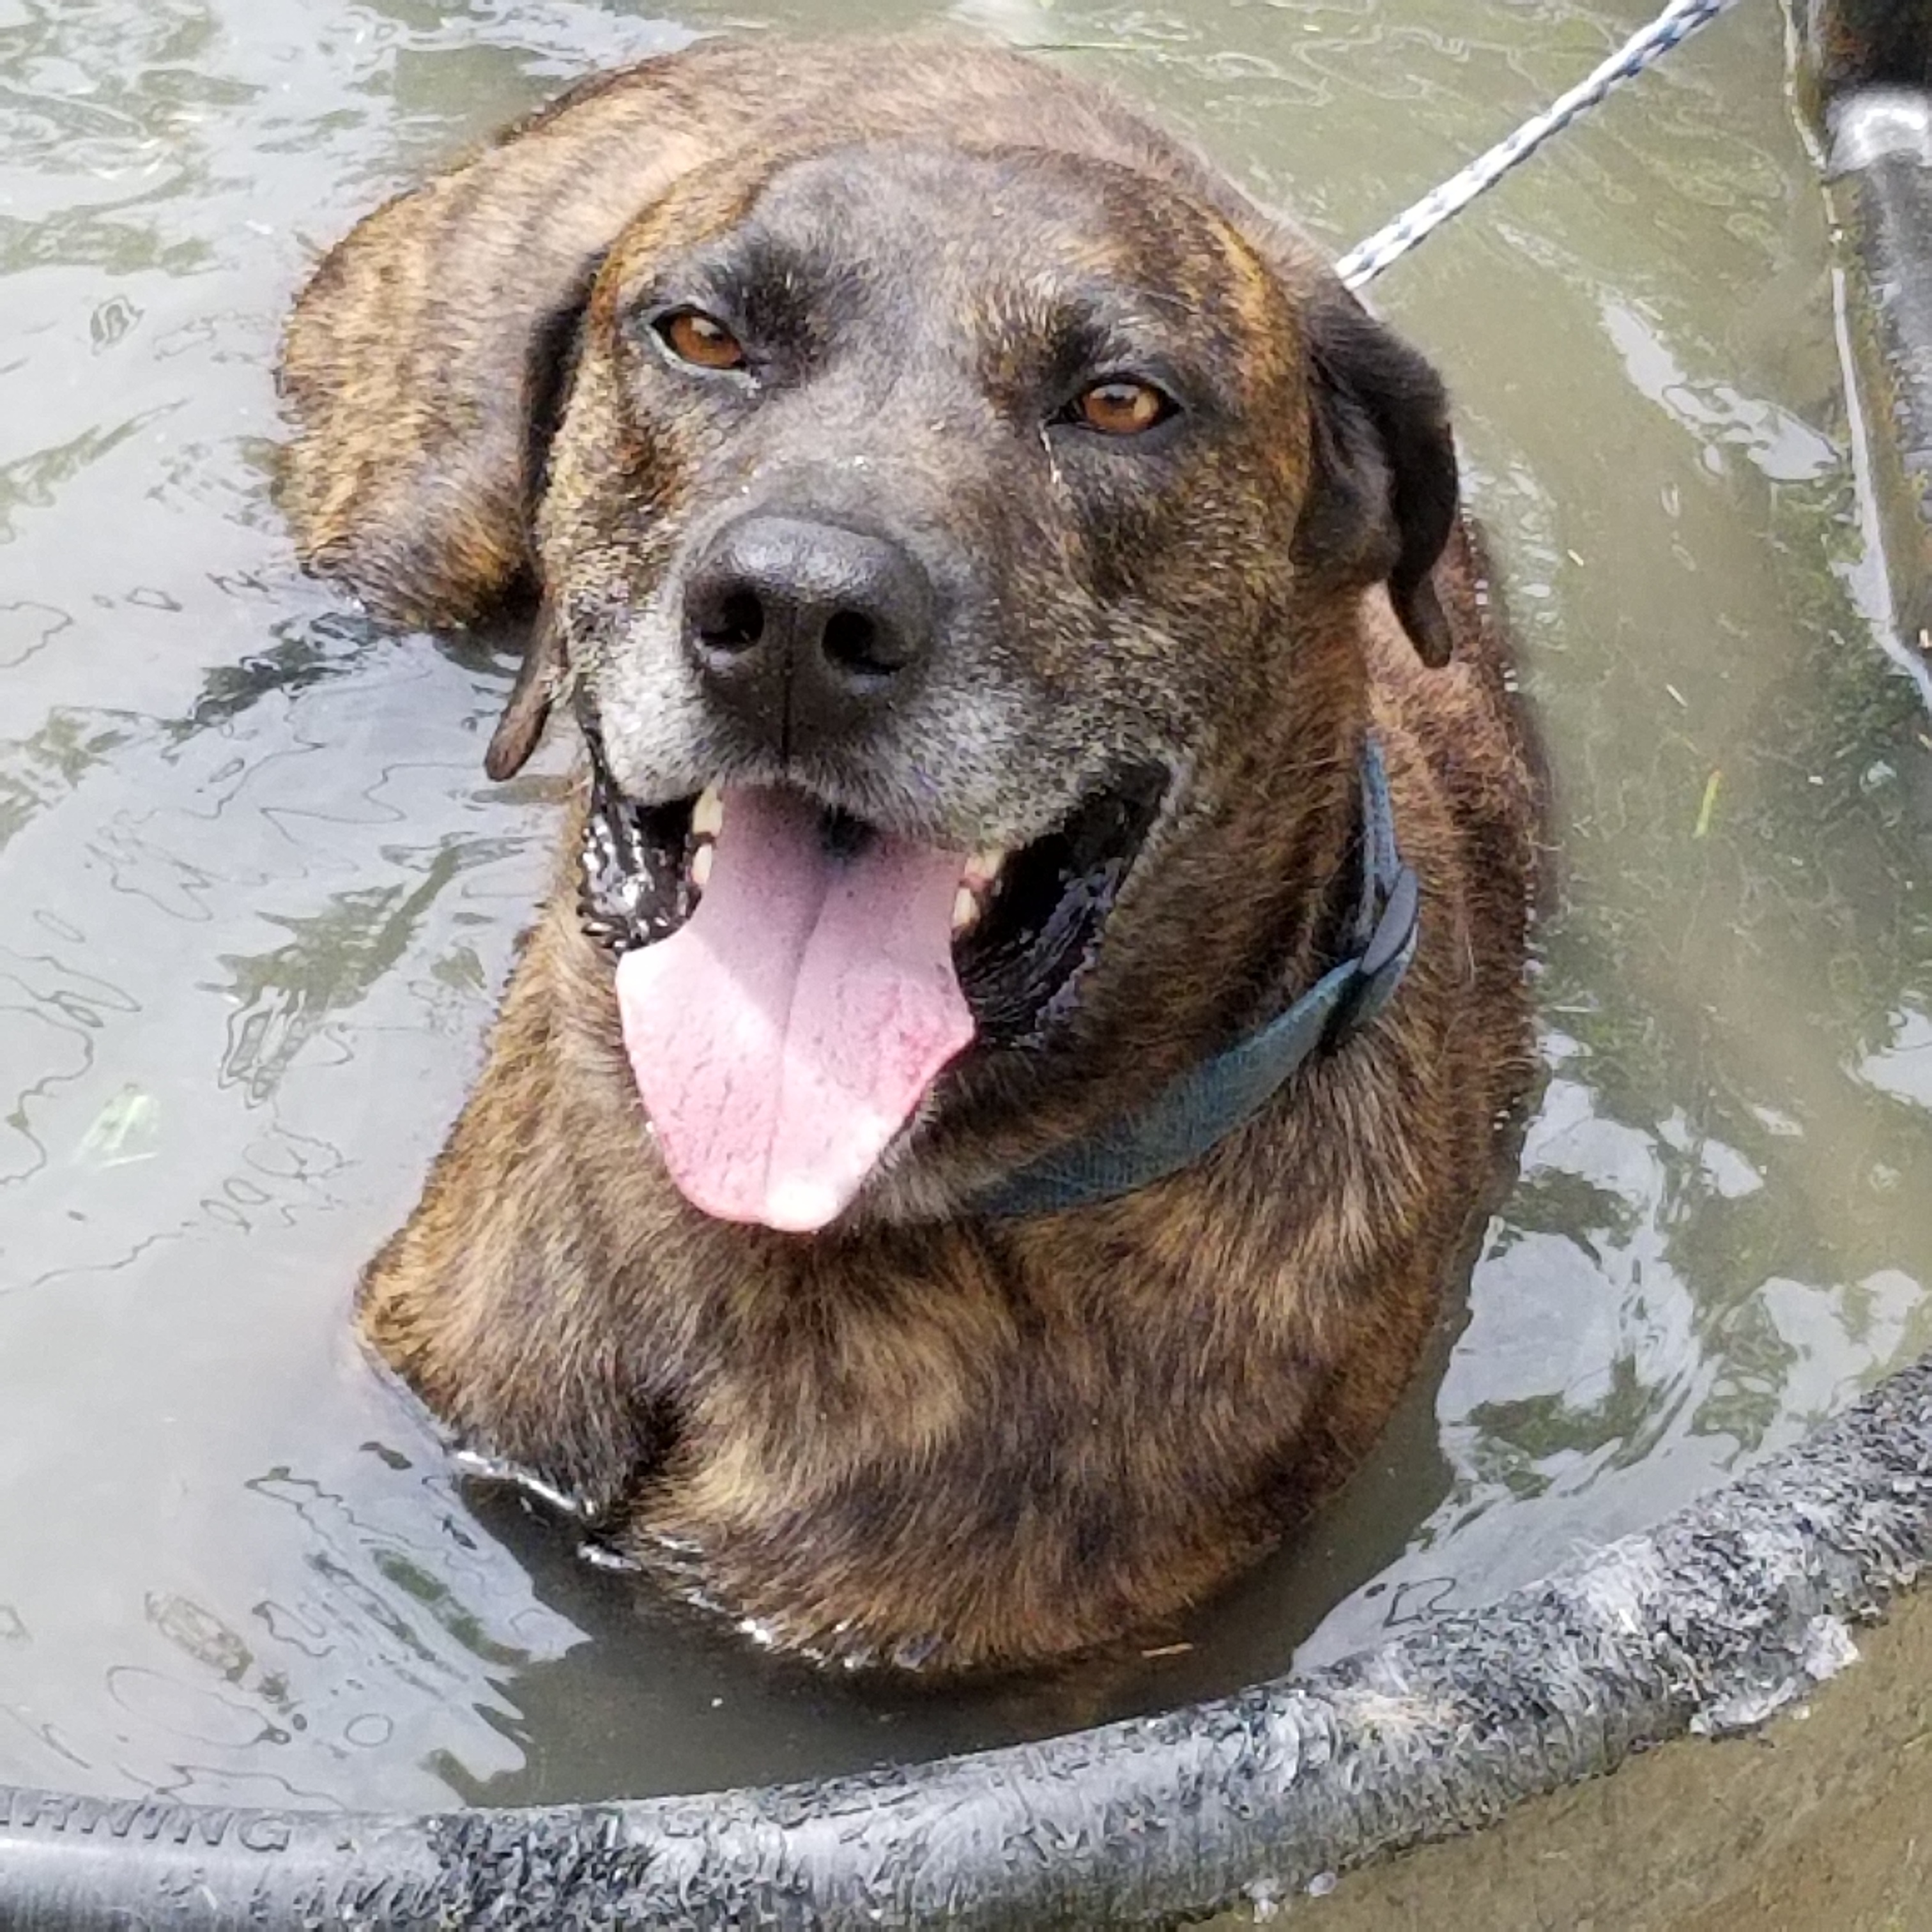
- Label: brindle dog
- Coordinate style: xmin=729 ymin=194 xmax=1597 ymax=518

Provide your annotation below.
xmin=280 ymin=34 xmax=1541 ymax=1672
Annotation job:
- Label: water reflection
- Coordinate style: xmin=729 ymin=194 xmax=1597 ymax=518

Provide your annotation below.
xmin=1 ymin=0 xmax=1929 ymax=1809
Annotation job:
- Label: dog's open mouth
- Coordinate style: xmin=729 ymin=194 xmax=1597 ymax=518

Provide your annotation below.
xmin=579 ymin=746 xmax=1165 ymax=1232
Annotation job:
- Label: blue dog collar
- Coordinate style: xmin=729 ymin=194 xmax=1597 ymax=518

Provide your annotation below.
xmin=974 ymin=737 xmax=1418 ymax=1220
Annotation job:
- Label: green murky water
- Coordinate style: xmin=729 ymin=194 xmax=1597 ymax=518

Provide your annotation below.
xmin=3 ymin=0 xmax=1930 ymax=1811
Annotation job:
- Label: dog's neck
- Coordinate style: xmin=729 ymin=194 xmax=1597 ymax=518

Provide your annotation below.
xmin=969 ymin=733 xmax=1417 ymax=1218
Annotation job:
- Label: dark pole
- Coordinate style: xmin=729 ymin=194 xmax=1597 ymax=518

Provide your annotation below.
xmin=1802 ymin=0 xmax=1932 ymax=100
xmin=1800 ymin=3 xmax=1932 ymax=647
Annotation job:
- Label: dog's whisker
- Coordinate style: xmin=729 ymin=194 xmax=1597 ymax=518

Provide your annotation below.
xmin=1039 ymin=420 xmax=1066 ymax=491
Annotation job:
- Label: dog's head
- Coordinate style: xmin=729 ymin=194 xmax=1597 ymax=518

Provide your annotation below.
xmin=283 ymin=45 xmax=1458 ymax=1234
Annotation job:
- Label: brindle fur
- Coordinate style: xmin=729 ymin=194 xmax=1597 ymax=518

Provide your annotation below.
xmin=281 ymin=35 xmax=1542 ymax=1672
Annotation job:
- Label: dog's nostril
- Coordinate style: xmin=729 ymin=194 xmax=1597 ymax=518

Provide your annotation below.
xmin=701 ymin=588 xmax=765 ymax=652
xmin=822 ymin=609 xmax=900 ymax=680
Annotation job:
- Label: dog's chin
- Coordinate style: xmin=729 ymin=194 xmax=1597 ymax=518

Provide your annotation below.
xmin=578 ymin=752 xmax=1169 ymax=1232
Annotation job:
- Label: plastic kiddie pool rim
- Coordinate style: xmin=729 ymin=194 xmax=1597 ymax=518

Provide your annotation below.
xmin=2 ymin=1347 xmax=1929 ymax=1929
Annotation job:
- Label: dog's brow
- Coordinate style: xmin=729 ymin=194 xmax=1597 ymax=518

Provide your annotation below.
xmin=1008 ymin=291 xmax=1230 ymax=408
xmin=632 ymin=234 xmax=835 ymax=343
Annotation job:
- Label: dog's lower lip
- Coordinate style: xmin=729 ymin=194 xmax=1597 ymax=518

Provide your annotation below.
xmin=948 ymin=765 xmax=1167 ymax=1044
xmin=577 ymin=765 xmax=1167 ymax=1043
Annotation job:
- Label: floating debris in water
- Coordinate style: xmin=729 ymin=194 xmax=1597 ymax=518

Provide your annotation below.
xmin=1694 ymin=769 xmax=1722 ymax=838
xmin=72 ymin=1085 xmax=158 ymax=1167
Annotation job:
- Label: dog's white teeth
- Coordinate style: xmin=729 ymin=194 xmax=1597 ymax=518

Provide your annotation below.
xmin=686 ymin=790 xmax=723 ymax=893
xmin=953 ymin=849 xmax=1006 ymax=938
xmin=962 ymin=848 xmax=1006 ymax=890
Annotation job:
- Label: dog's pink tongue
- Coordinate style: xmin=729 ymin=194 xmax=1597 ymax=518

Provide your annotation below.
xmin=615 ymin=788 xmax=974 ymax=1232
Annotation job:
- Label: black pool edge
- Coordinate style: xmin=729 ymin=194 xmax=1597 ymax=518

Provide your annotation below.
xmin=2 ymin=1349 xmax=1930 ymax=1929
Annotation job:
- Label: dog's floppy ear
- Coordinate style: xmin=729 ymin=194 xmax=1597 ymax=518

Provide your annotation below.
xmin=483 ymin=604 xmax=570 ymax=781
xmin=1292 ymin=288 xmax=1459 ymax=666
xmin=277 ymin=62 xmax=712 ymax=632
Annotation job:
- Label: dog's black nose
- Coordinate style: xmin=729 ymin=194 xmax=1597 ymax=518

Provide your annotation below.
xmin=683 ymin=514 xmax=933 ymax=752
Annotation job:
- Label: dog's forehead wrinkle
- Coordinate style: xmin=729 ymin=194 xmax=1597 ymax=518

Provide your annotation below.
xmin=748 ymin=140 xmax=1229 ymax=305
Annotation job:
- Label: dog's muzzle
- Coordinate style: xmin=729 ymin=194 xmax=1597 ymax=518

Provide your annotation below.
xmin=572 ymin=694 xmax=1169 ymax=1231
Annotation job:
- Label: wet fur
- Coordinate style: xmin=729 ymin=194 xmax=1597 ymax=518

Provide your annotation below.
xmin=281 ymin=35 xmax=1542 ymax=1671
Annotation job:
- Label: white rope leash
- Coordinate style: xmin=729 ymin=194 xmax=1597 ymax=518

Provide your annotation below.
xmin=1337 ymin=0 xmax=1744 ymax=289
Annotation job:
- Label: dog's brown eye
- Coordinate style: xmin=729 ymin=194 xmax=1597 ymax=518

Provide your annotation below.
xmin=657 ymin=310 xmax=747 ymax=371
xmin=1072 ymin=379 xmax=1173 ymax=436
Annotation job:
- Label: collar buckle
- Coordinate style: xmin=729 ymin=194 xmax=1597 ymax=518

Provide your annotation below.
xmin=1324 ymin=861 xmax=1420 ymax=1051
